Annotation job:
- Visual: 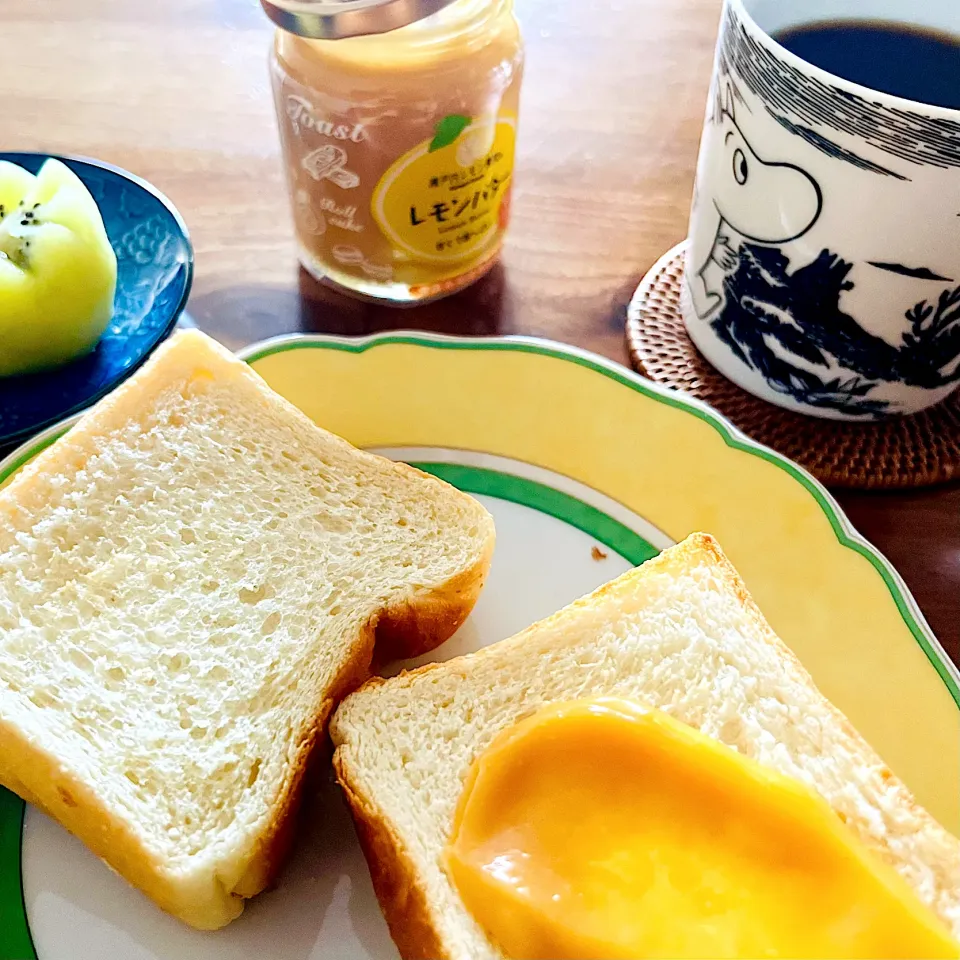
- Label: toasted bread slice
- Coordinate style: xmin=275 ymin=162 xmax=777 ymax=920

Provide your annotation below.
xmin=332 ymin=533 xmax=960 ymax=959
xmin=0 ymin=329 xmax=494 ymax=930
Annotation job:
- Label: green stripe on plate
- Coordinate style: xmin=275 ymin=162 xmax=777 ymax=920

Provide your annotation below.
xmin=411 ymin=462 xmax=659 ymax=566
xmin=0 ymin=790 xmax=34 ymax=960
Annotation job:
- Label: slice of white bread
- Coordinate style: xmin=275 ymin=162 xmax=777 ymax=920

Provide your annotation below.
xmin=0 ymin=329 xmax=494 ymax=930
xmin=331 ymin=533 xmax=960 ymax=960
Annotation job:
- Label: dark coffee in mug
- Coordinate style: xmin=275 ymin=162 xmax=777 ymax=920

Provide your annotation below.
xmin=775 ymin=20 xmax=960 ymax=111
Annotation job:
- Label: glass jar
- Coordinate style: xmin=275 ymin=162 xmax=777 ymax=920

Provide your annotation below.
xmin=267 ymin=0 xmax=524 ymax=303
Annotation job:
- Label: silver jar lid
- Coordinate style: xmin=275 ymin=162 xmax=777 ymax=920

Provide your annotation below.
xmin=260 ymin=0 xmax=460 ymax=40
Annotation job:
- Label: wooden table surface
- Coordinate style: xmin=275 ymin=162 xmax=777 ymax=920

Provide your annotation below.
xmin=2 ymin=0 xmax=956 ymax=659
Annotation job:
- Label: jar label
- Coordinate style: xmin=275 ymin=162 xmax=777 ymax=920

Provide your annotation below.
xmin=372 ymin=114 xmax=516 ymax=264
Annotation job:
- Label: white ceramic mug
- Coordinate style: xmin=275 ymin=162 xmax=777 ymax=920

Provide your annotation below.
xmin=682 ymin=0 xmax=960 ymax=419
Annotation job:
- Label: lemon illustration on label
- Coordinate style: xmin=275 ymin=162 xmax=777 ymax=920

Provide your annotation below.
xmin=456 ymin=119 xmax=497 ymax=167
xmin=372 ymin=114 xmax=516 ymax=264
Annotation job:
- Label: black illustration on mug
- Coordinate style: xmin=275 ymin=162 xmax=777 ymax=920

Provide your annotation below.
xmin=710 ymin=245 xmax=960 ymax=416
xmin=688 ymin=83 xmax=822 ymax=320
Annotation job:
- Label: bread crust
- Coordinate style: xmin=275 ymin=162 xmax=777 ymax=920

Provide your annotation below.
xmin=375 ymin=534 xmax=495 ymax=662
xmin=0 ymin=330 xmax=495 ymax=929
xmin=336 ymin=751 xmax=453 ymax=960
xmin=234 ymin=540 xmax=494 ymax=904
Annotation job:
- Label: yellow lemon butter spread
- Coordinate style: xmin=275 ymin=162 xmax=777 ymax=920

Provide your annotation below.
xmin=445 ymin=698 xmax=959 ymax=959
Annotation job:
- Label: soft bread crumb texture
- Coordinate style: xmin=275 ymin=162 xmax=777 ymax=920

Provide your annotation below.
xmin=0 ymin=330 xmax=494 ymax=929
xmin=332 ymin=534 xmax=960 ymax=960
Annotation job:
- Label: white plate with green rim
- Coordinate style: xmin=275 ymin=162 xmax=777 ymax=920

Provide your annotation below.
xmin=0 ymin=332 xmax=957 ymax=959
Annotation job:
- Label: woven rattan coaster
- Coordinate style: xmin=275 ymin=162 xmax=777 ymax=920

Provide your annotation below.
xmin=626 ymin=243 xmax=960 ymax=490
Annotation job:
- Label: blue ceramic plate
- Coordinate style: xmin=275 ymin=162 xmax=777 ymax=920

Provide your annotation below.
xmin=0 ymin=153 xmax=193 ymax=448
